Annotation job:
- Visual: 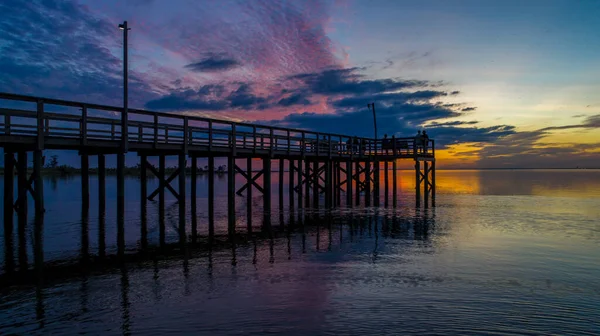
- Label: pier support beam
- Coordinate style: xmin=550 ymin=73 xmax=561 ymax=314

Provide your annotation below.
xmin=208 ymin=156 xmax=215 ymax=241
xmin=33 ymin=150 xmax=44 ymax=214
xmin=384 ymin=161 xmax=389 ymax=207
xmin=424 ymin=161 xmax=429 ymax=208
xmin=346 ymin=161 xmax=353 ymax=208
xmin=392 ymin=160 xmax=397 ymax=207
xmin=81 ymin=153 xmax=89 ymax=210
xmin=140 ymin=155 xmax=147 ymax=249
xmin=304 ymin=160 xmax=310 ymax=208
xmin=228 ymin=156 xmax=236 ymax=238
xmin=263 ymin=157 xmax=272 ymax=228
xmin=431 ymin=161 xmax=436 ymax=207
xmin=246 ymin=157 xmax=253 ymax=233
xmin=3 ymin=150 xmax=15 ymax=274
xmin=279 ymin=158 xmax=284 ymax=216
xmin=178 ymin=153 xmax=187 ymax=246
xmin=17 ymin=151 xmax=28 ymax=271
xmin=415 ymin=160 xmax=421 ymax=208
xmin=98 ymin=154 xmax=106 ymax=258
xmin=117 ymin=152 xmax=125 ymax=259
xmin=373 ymin=160 xmax=380 ymax=207
xmin=159 ymin=155 xmax=166 ymax=246
xmin=365 ymin=161 xmax=371 ymax=207
xmin=297 ymin=159 xmax=303 ymax=210
xmin=355 ymin=161 xmax=360 ymax=206
xmin=288 ymin=159 xmax=295 ymax=211
xmin=191 ymin=156 xmax=197 ymax=243
xmin=336 ymin=161 xmax=342 ymax=206
xmin=313 ymin=161 xmax=319 ymax=208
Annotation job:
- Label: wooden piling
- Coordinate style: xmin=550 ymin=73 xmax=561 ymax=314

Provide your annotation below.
xmin=17 ymin=151 xmax=27 ymax=271
xmin=336 ymin=161 xmax=342 ymax=206
xmin=279 ymin=158 xmax=284 ymax=215
xmin=98 ymin=154 xmax=106 ymax=212
xmin=304 ymin=160 xmax=310 ymax=208
xmin=424 ymin=161 xmax=429 ymax=208
xmin=190 ymin=156 xmax=197 ymax=243
xmin=178 ymin=153 xmax=187 ymax=245
xmin=140 ymin=155 xmax=148 ymax=249
xmin=3 ymin=150 xmax=15 ymax=273
xmin=355 ymin=161 xmax=360 ymax=206
xmin=365 ymin=161 xmax=371 ymax=207
xmin=313 ymin=161 xmax=319 ymax=208
xmin=346 ymin=161 xmax=353 ymax=208
xmin=98 ymin=154 xmax=106 ymax=258
xmin=33 ymin=150 xmax=44 ymax=213
xmin=81 ymin=153 xmax=89 ymax=210
xmin=228 ymin=156 xmax=236 ymax=238
xmin=159 ymin=155 xmax=166 ymax=246
xmin=431 ymin=160 xmax=436 ymax=207
xmin=297 ymin=159 xmax=303 ymax=210
xmin=263 ymin=157 xmax=272 ymax=228
xmin=117 ymin=152 xmax=125 ymax=259
xmin=288 ymin=159 xmax=295 ymax=211
xmin=384 ymin=161 xmax=389 ymax=207
xmin=246 ymin=157 xmax=252 ymax=233
xmin=208 ymin=156 xmax=215 ymax=240
xmin=415 ymin=160 xmax=421 ymax=207
xmin=392 ymin=160 xmax=397 ymax=207
xmin=374 ymin=160 xmax=380 ymax=207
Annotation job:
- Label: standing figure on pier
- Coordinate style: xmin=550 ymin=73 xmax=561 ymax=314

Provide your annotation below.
xmin=422 ymin=131 xmax=430 ymax=154
xmin=415 ymin=130 xmax=423 ymax=153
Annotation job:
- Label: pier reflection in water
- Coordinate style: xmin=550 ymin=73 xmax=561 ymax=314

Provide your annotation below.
xmin=1 ymin=170 xmax=600 ymax=335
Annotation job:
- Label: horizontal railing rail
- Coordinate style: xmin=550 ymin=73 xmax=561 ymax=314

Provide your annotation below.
xmin=0 ymin=92 xmax=435 ymax=158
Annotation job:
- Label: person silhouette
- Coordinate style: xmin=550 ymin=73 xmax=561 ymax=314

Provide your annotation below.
xmin=415 ymin=130 xmax=423 ymax=153
xmin=422 ymin=130 xmax=429 ymax=153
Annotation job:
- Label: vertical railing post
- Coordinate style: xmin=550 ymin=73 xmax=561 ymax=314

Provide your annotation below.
xmin=36 ymin=100 xmax=44 ymax=151
xmin=328 ymin=134 xmax=332 ymax=158
xmin=301 ymin=132 xmax=305 ymax=157
xmin=392 ymin=135 xmax=396 ymax=157
xmin=253 ymin=126 xmax=257 ymax=154
xmin=4 ymin=115 xmax=10 ymax=135
xmin=431 ymin=139 xmax=435 ymax=157
xmin=413 ymin=138 xmax=417 ymax=156
xmin=316 ymin=133 xmax=320 ymax=156
xmin=359 ymin=138 xmax=363 ymax=158
xmin=183 ymin=117 xmax=189 ymax=153
xmin=287 ymin=130 xmax=291 ymax=154
xmin=269 ymin=128 xmax=274 ymax=156
xmin=153 ymin=114 xmax=158 ymax=148
xmin=138 ymin=124 xmax=143 ymax=142
xmin=81 ymin=105 xmax=87 ymax=146
xmin=232 ymin=123 xmax=237 ymax=156
xmin=208 ymin=120 xmax=213 ymax=151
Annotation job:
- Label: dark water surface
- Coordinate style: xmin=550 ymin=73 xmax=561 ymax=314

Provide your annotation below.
xmin=1 ymin=169 xmax=599 ymax=335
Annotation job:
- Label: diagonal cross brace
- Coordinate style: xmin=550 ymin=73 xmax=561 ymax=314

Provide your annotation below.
xmin=235 ymin=165 xmax=265 ymax=195
xmin=13 ymin=173 xmax=37 ymax=211
xmin=145 ymin=161 xmax=181 ymax=201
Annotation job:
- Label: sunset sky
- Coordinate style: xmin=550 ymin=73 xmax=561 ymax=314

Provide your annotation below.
xmin=1 ymin=0 xmax=599 ymax=168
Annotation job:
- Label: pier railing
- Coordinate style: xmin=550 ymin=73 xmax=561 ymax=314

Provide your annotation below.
xmin=0 ymin=92 xmax=434 ymax=158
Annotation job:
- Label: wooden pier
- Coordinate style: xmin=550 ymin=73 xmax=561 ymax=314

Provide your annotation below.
xmin=0 ymin=92 xmax=435 ymax=268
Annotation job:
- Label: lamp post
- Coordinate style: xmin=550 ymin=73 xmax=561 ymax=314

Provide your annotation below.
xmin=367 ymin=102 xmax=377 ymax=140
xmin=118 ymin=21 xmax=130 ymax=152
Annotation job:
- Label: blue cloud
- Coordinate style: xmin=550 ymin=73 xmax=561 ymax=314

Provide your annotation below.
xmin=184 ymin=54 xmax=240 ymax=72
